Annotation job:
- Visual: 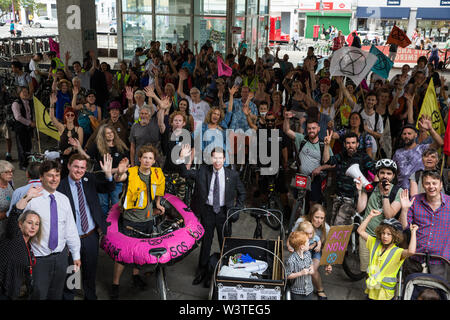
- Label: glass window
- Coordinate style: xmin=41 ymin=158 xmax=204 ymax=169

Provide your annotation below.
xmin=155 ymin=0 xmax=191 ymax=14
xmin=155 ymin=15 xmax=191 ymax=48
xmin=235 ymin=0 xmax=246 ymax=16
xmin=247 ymin=0 xmax=258 ymax=16
xmin=259 ymin=0 xmax=269 ymax=15
xmin=122 ymin=14 xmax=152 ymax=59
xmin=194 ymin=16 xmax=226 ymax=52
xmin=258 ymin=16 xmax=269 ymax=50
xmin=194 ymin=0 xmax=227 ymax=15
xmin=122 ymin=0 xmax=152 ymax=13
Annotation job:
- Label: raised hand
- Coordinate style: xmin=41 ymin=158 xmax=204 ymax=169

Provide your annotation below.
xmin=50 ymin=92 xmax=57 ymax=105
xmin=26 ymin=185 xmax=44 ymax=200
xmin=117 ymin=157 xmax=130 ymax=175
xmin=144 ymin=85 xmax=156 ymax=98
xmin=400 ymin=189 xmax=414 ymax=209
xmin=72 ymin=85 xmax=79 ymax=96
xmin=284 ymin=111 xmax=294 ymax=119
xmin=229 ymin=85 xmax=239 ymax=97
xmin=160 ymin=96 xmax=172 ymax=110
xmin=410 ymin=224 xmax=419 ymax=233
xmin=369 ymin=209 xmax=382 ymax=218
xmin=100 ymin=153 xmax=113 ymax=178
xmin=419 ymin=115 xmax=432 ymax=131
xmin=242 ymin=104 xmax=250 ymax=116
xmin=125 ymin=86 xmax=134 ymax=101
xmin=65 ymin=51 xmax=71 ymax=62
xmin=324 ymin=129 xmax=333 ymax=146
xmin=179 ymin=144 xmax=192 ymax=159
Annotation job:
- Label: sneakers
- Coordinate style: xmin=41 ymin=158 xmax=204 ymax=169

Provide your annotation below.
xmin=110 ymin=284 xmax=120 ymax=300
xmin=132 ymin=274 xmax=147 ymax=290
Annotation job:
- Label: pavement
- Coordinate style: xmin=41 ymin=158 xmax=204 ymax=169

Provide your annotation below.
xmin=0 ymin=133 xmax=367 ymax=300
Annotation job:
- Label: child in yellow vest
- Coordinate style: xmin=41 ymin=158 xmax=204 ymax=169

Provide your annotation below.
xmin=357 ymin=209 xmax=418 ymax=300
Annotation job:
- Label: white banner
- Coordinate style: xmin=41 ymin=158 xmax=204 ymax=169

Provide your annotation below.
xmin=330 ymin=46 xmax=378 ymax=86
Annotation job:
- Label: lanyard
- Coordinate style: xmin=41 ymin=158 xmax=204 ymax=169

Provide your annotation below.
xmin=25 ymin=241 xmax=36 ymax=276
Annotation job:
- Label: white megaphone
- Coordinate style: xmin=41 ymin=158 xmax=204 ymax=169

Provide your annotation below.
xmin=345 ymin=164 xmax=374 ymax=192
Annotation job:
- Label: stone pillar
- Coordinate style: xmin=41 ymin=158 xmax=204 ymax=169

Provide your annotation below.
xmin=56 ymin=0 xmax=97 ymax=65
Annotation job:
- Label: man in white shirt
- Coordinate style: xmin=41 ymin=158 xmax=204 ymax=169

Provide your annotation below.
xmin=29 ymin=53 xmax=43 ymax=88
xmin=177 ymin=70 xmax=210 ymax=129
xmin=352 ymin=92 xmax=383 ymax=156
xmin=25 ymin=160 xmax=81 ymax=300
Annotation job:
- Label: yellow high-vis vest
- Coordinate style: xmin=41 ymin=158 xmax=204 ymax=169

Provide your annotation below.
xmin=52 ymin=57 xmax=65 ymax=74
xmin=123 ymin=166 xmax=165 ymax=211
xmin=366 ymin=237 xmax=404 ymax=300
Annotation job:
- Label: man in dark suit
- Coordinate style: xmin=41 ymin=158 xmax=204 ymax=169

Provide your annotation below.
xmin=57 ymin=153 xmax=115 ymax=300
xmin=178 ymin=145 xmax=246 ymax=287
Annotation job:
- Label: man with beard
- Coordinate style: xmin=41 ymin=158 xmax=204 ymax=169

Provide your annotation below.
xmin=355 ymin=159 xmax=403 ymax=273
xmin=323 ymin=131 xmax=374 ymax=225
xmin=284 ymin=111 xmax=334 ymax=209
xmin=253 ymin=112 xmax=289 ymax=213
xmin=392 ymin=121 xmax=443 ymax=190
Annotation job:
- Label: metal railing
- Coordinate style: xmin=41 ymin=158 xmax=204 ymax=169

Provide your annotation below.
xmin=0 ymin=32 xmax=118 ymax=59
xmin=0 ymin=35 xmax=59 ymax=58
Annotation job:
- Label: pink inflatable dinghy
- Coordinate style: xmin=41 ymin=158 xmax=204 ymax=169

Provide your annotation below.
xmin=101 ymin=193 xmax=204 ymax=265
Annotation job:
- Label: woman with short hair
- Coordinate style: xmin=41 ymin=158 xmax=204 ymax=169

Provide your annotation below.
xmin=0 ymin=160 xmax=15 ymax=241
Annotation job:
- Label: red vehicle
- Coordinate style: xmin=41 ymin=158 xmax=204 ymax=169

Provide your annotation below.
xmin=269 ymin=16 xmax=290 ymax=44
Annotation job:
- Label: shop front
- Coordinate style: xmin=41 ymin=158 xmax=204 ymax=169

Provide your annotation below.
xmin=118 ymin=0 xmax=270 ymax=60
xmin=416 ymin=7 xmax=450 ymax=42
xmin=355 ymin=6 xmax=410 ymax=40
xmin=304 ymin=11 xmax=351 ymax=39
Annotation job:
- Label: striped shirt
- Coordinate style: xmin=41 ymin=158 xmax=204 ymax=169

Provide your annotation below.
xmin=286 ymin=251 xmax=314 ymax=295
xmin=407 ymin=193 xmax=450 ymax=264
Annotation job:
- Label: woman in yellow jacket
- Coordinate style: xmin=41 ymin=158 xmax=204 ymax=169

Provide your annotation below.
xmin=110 ymin=144 xmax=166 ymax=299
xmin=357 ymin=210 xmax=418 ymax=300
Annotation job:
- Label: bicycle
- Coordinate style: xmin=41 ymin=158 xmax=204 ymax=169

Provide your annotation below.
xmin=286 ymin=173 xmax=311 ymax=235
xmin=341 ymin=210 xmax=367 ymax=281
xmin=256 ymin=168 xmax=284 ymax=230
xmin=124 ymin=200 xmax=186 ymax=300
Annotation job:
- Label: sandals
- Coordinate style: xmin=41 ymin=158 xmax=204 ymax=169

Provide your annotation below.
xmin=315 ymin=290 xmax=328 ymax=300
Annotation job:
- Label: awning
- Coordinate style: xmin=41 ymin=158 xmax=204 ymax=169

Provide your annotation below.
xmin=416 ymin=8 xmax=450 ymax=20
xmin=356 ymin=7 xmax=410 ymax=19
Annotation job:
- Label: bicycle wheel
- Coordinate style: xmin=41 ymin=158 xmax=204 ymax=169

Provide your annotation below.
xmin=342 ymin=226 xmax=366 ymax=281
xmin=156 ymin=265 xmax=168 ymax=300
xmin=264 ymin=195 xmax=283 ymax=230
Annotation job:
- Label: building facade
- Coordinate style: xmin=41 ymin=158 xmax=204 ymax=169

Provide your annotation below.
xmin=117 ymin=0 xmax=270 ymax=60
xmin=270 ymin=0 xmax=450 ymax=41
xmin=353 ymin=0 xmax=450 ymax=41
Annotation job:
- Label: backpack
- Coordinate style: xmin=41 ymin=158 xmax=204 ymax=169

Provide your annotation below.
xmin=359 ymin=109 xmax=380 ymax=132
xmin=367 ymin=182 xmax=401 ymax=218
xmin=293 ymin=137 xmax=325 ymax=173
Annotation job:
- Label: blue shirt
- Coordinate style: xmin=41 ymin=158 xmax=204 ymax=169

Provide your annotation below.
xmin=56 ymin=91 xmax=71 ymax=121
xmin=7 ymin=180 xmax=42 ymax=217
xmin=68 ymin=176 xmax=96 ymax=236
xmin=227 ymin=98 xmax=258 ymax=132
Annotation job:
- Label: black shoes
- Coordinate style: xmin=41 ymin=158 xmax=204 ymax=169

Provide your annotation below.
xmin=110 ymin=284 xmax=119 ymax=300
xmin=192 ymin=269 xmax=206 ymax=285
xmin=132 ymin=274 xmax=147 ymax=290
xmin=203 ymin=275 xmax=212 ymax=288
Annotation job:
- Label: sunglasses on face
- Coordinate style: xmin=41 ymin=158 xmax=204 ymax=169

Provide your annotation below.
xmin=65 ymin=113 xmax=75 ymax=118
xmin=266 ymin=119 xmax=276 ymax=123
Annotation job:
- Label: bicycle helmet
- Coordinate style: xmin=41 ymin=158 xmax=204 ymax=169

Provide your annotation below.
xmin=375 ymin=159 xmax=397 ymax=174
xmin=380 ymin=218 xmax=403 ymax=232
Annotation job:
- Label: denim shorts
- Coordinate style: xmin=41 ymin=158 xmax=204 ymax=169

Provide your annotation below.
xmin=310 ymin=249 xmax=321 ymax=261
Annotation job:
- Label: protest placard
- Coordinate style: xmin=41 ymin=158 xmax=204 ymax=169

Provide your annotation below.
xmin=319 ymin=225 xmax=353 ymax=266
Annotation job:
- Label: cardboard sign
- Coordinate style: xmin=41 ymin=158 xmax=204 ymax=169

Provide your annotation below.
xmin=361 ymin=46 xmax=448 ymax=64
xmin=319 ymin=225 xmax=353 ymax=266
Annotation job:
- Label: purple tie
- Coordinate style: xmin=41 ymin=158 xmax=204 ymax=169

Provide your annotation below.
xmin=48 ymin=194 xmax=58 ymax=250
xmin=75 ymin=181 xmax=89 ymax=233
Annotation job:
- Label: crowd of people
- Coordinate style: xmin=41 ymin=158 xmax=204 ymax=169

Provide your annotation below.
xmin=0 ymin=33 xmax=449 ymax=301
